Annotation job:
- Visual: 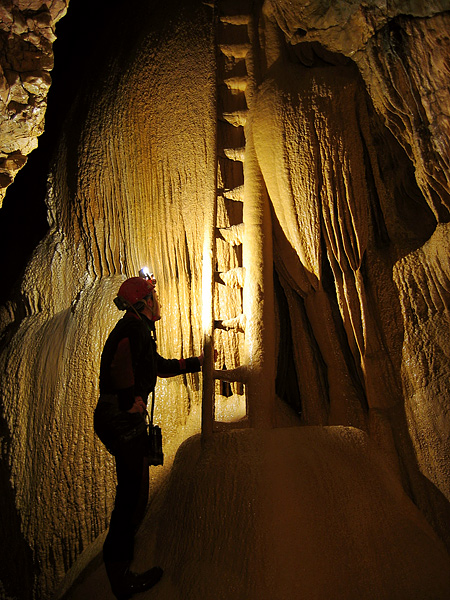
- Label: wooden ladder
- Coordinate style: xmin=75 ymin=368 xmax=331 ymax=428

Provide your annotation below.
xmin=202 ymin=0 xmax=275 ymax=441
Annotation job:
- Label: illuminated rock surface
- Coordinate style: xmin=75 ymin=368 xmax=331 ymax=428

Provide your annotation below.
xmin=0 ymin=0 xmax=450 ymax=598
xmin=0 ymin=0 xmax=68 ymax=205
xmin=59 ymin=427 xmax=450 ymax=600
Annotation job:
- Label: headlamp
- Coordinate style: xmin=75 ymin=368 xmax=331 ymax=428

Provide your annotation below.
xmin=139 ymin=266 xmax=155 ymax=281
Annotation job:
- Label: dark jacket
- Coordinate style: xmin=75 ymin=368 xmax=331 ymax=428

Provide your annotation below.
xmin=99 ymin=312 xmax=200 ymax=410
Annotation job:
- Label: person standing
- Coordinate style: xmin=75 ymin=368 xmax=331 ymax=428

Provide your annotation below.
xmin=94 ymin=274 xmax=202 ymax=599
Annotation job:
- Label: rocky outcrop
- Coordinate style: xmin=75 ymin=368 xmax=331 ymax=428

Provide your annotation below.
xmin=0 ymin=0 xmax=67 ymax=205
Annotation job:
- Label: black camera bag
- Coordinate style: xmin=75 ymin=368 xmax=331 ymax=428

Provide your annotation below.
xmin=94 ymin=393 xmax=164 ymax=465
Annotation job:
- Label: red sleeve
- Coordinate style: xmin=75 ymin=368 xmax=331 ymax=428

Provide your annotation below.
xmin=110 ymin=337 xmax=135 ymax=390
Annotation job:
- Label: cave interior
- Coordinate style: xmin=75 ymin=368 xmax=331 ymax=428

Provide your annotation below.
xmin=1 ymin=0 xmax=450 ymax=599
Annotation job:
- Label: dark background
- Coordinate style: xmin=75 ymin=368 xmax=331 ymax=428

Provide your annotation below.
xmin=0 ymin=0 xmax=124 ymax=303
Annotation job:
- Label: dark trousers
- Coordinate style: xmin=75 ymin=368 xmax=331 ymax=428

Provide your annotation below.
xmin=103 ymin=436 xmax=149 ymax=564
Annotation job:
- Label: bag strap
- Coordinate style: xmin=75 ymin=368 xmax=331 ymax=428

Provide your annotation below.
xmin=149 ymin=389 xmax=156 ymax=425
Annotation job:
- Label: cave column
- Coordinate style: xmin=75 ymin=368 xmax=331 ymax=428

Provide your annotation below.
xmin=242 ymin=123 xmax=276 ymax=428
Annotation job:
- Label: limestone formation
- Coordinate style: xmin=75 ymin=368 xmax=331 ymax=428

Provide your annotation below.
xmin=0 ymin=0 xmax=67 ymax=205
xmin=1 ymin=0 xmax=450 ymax=599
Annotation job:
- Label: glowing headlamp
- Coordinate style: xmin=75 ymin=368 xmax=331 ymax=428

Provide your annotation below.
xmin=139 ymin=266 xmax=155 ymax=283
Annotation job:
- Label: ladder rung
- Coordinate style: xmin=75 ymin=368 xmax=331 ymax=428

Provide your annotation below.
xmin=219 ymin=43 xmax=251 ymax=59
xmin=214 ymin=267 xmax=245 ymax=288
xmin=223 ymin=76 xmax=248 ymax=93
xmin=213 ymin=365 xmax=248 ymax=383
xmin=222 ymin=184 xmax=244 ymax=201
xmin=214 ymin=313 xmax=246 ymax=333
xmin=217 ymin=222 xmax=244 ymax=246
xmin=222 ymin=110 xmax=248 ymax=127
xmin=214 ymin=418 xmax=249 ymax=432
xmin=223 ymin=148 xmax=245 ymax=162
xmin=219 ymin=15 xmax=251 ymax=25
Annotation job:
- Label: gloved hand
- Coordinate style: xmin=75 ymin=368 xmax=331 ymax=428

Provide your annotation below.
xmin=128 ymin=396 xmax=146 ymax=414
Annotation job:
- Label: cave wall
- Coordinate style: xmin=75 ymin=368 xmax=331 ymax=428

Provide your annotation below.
xmin=1 ymin=1 xmax=216 ymax=598
xmin=259 ymin=0 xmax=450 ymax=549
xmin=0 ymin=0 xmax=450 ymax=598
xmin=0 ymin=0 xmax=68 ymax=205
xmin=251 ymin=0 xmax=450 ymax=550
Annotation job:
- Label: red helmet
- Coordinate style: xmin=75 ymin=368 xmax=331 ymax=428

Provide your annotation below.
xmin=114 ymin=277 xmax=155 ymax=310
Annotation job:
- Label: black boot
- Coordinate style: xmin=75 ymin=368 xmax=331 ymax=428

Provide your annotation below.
xmin=106 ymin=562 xmax=163 ymax=599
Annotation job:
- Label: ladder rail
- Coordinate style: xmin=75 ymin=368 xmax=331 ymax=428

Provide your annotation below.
xmin=202 ymin=0 xmax=276 ymax=439
xmin=201 ymin=0 xmax=219 ymax=442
